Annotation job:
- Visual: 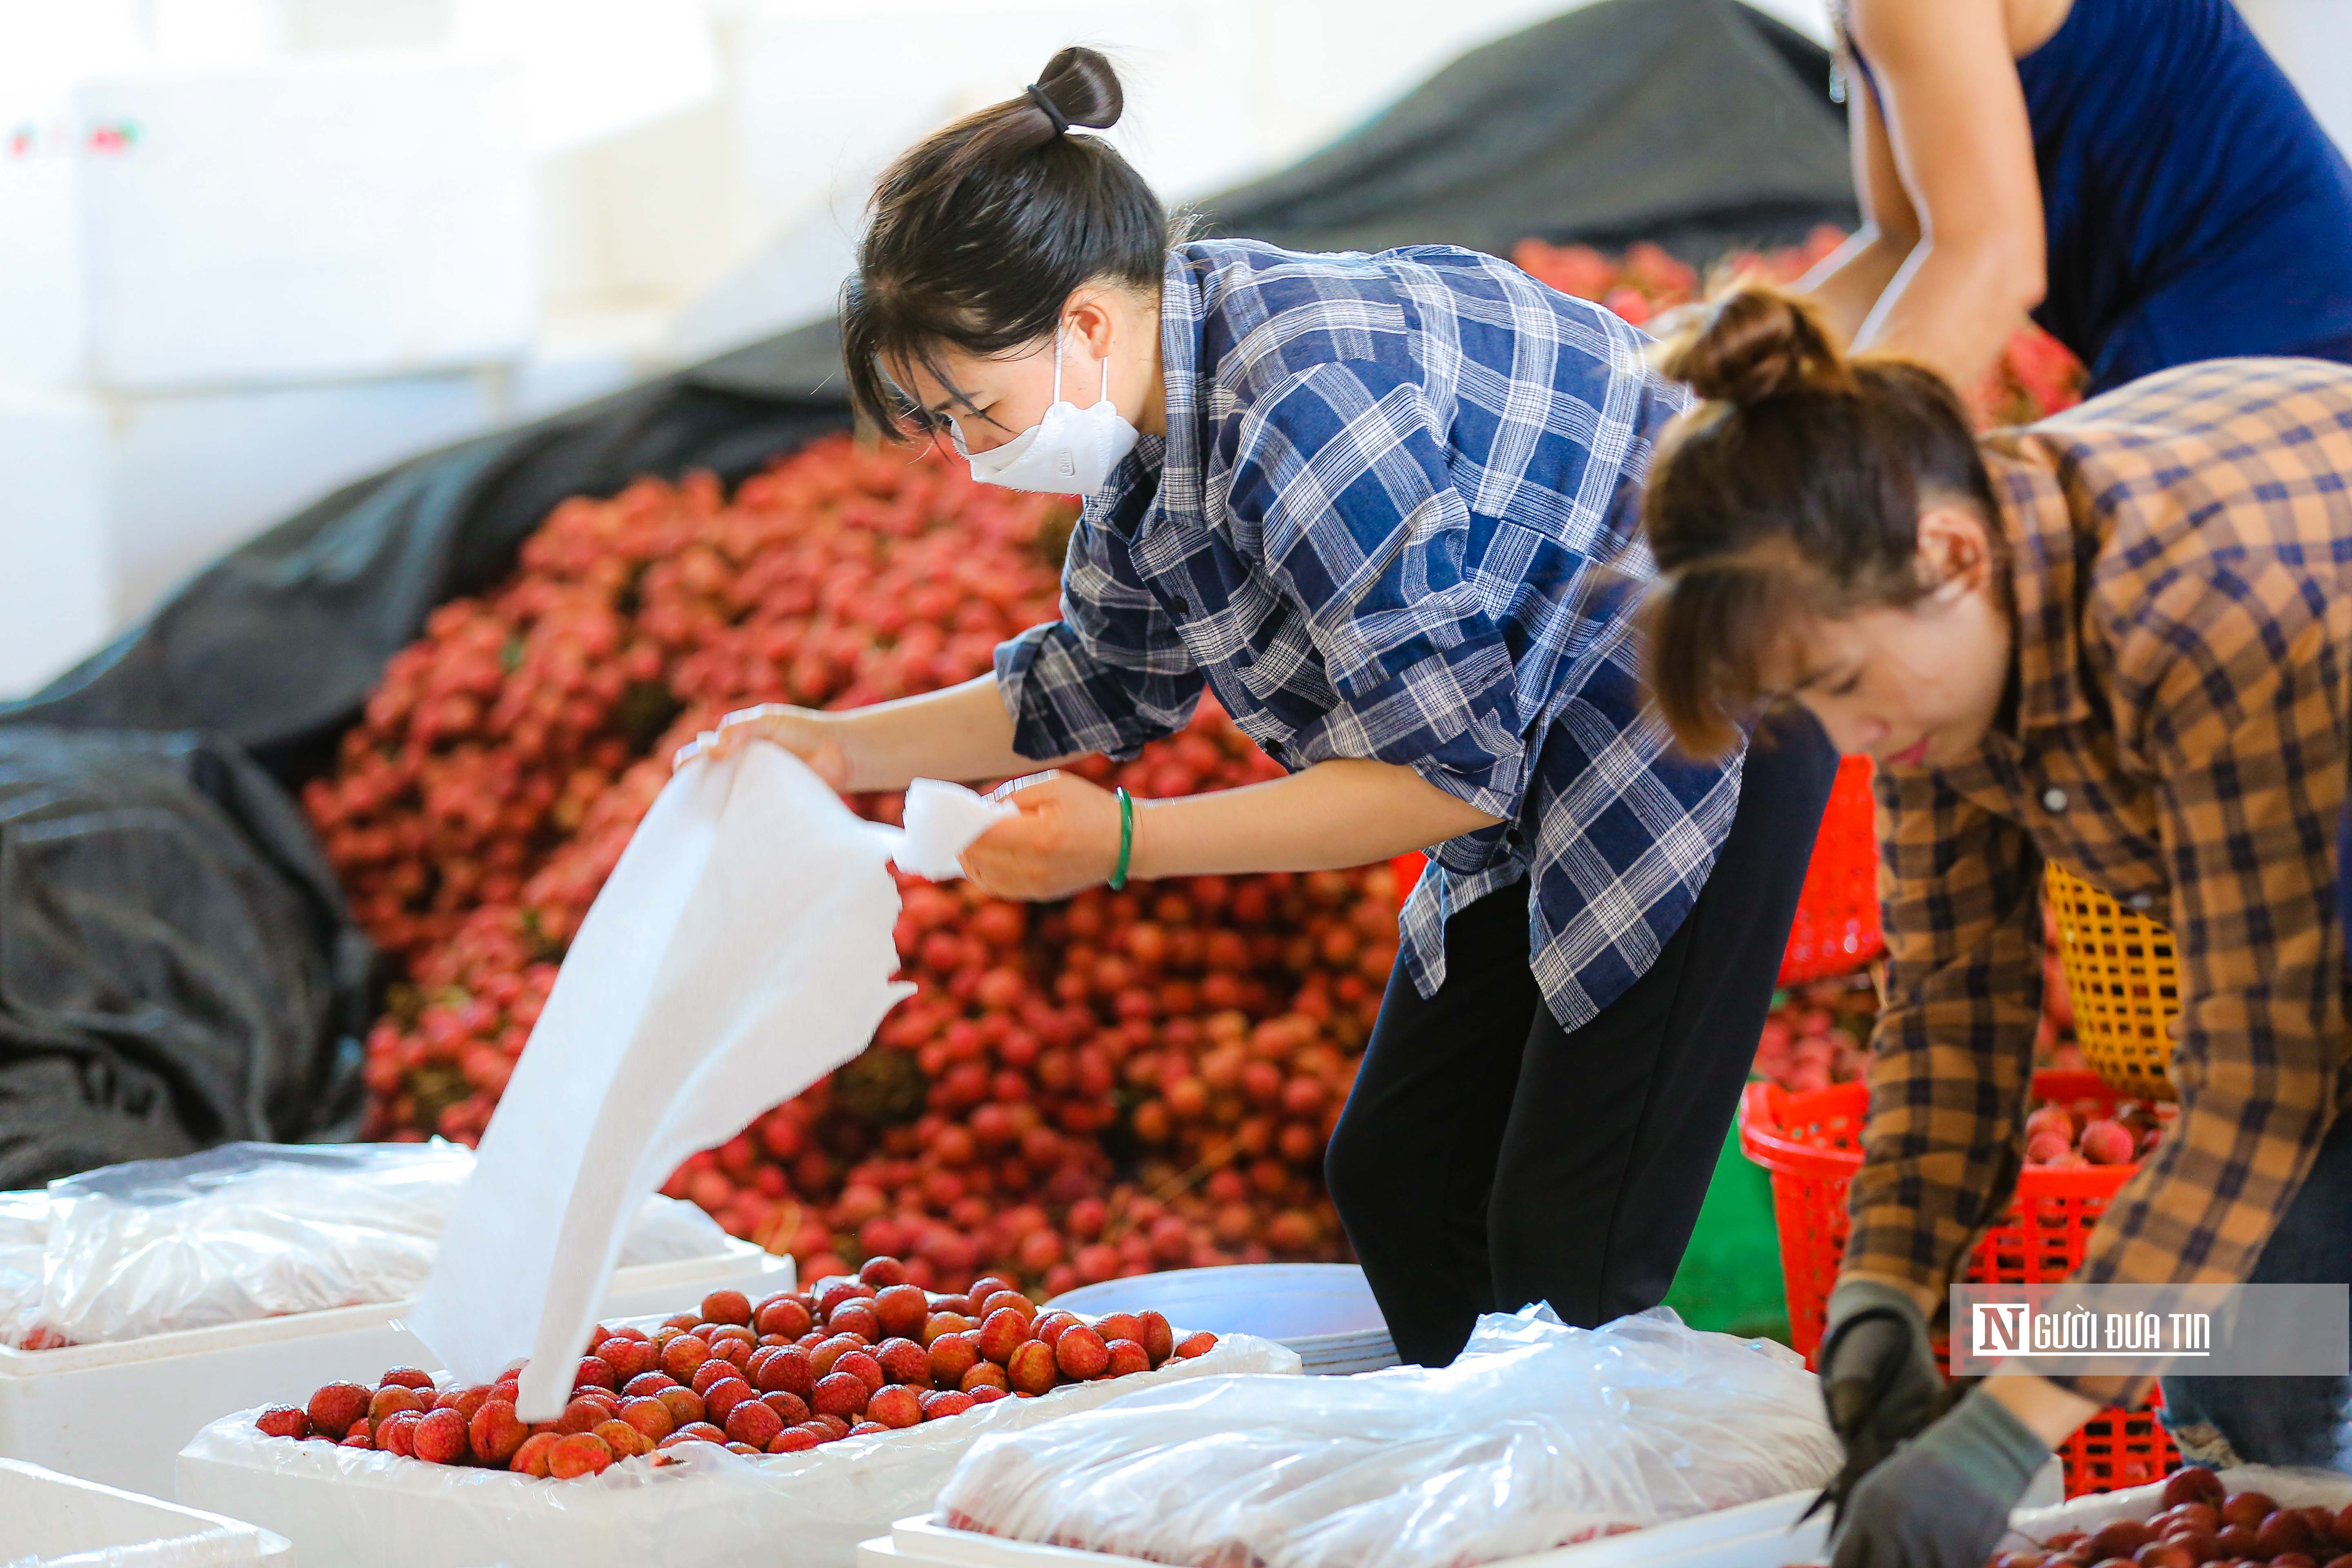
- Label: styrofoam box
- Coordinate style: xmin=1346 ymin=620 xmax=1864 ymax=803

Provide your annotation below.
xmin=0 ymin=56 xmax=533 ymax=394
xmin=2011 ymin=1463 xmax=2352 ymax=1539
xmin=1047 ymin=1264 xmax=1382 ymax=1341
xmin=4 ymin=1456 xmax=293 ymax=1565
xmin=858 ymin=1456 xmax=2071 ymax=1568
xmin=0 ymin=1241 xmax=788 ymax=1502
xmin=864 ymin=1490 xmax=1831 ymax=1568
xmin=0 ymin=371 xmax=500 ymax=699
xmin=1046 ymin=1264 xmax=1399 ymax=1376
xmin=175 ymin=1330 xmax=1297 ymax=1568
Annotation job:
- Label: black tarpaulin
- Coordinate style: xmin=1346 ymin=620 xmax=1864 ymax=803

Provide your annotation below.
xmin=1193 ymin=0 xmax=1854 ymax=260
xmin=0 ymin=728 xmax=371 ymax=1187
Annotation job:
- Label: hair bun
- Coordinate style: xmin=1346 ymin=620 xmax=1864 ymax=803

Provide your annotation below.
xmin=1028 ymin=47 xmax=1124 ymax=140
xmin=1655 ymin=284 xmax=1853 ymax=405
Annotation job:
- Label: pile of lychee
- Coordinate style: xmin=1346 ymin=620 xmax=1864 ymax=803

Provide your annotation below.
xmin=254 ymin=1258 xmax=1215 ymax=1479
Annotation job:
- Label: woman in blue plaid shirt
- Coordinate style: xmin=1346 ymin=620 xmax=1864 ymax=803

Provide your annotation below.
xmin=693 ymin=48 xmax=1835 ymax=1365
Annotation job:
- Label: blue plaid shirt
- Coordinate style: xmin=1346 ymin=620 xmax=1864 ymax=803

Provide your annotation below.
xmin=995 ymin=240 xmax=1742 ymax=1029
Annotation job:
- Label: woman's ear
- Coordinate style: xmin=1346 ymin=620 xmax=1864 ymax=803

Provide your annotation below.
xmin=1914 ymin=503 xmax=1996 ymax=600
xmin=1064 ymin=291 xmax=1117 ymax=360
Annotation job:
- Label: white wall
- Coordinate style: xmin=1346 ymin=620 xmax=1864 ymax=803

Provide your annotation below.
xmin=2235 ymin=0 xmax=2352 ymax=158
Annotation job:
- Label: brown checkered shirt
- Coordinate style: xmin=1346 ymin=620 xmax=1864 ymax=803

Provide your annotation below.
xmin=1846 ymin=357 xmax=2352 ymax=1406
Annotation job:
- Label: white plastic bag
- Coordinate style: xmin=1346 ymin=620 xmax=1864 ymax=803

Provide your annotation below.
xmin=935 ymin=1306 xmax=1843 ymax=1568
xmin=410 ymin=745 xmax=919 ymax=1419
xmin=0 ymin=1143 xmax=726 ymax=1349
xmin=176 ymin=1329 xmax=1299 ymax=1568
xmin=0 ymin=1189 xmax=48 ymax=1347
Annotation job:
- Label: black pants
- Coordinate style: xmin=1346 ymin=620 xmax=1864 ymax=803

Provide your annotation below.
xmin=1325 ymin=717 xmax=1838 ymax=1366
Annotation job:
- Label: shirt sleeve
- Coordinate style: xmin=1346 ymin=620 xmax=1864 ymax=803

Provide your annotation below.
xmin=2054 ymin=600 xmax=2348 ymax=1407
xmin=1842 ymin=766 xmax=2045 ymax=1325
xmin=993 ymin=507 xmax=1206 ymax=763
xmin=1218 ymin=360 xmax=1528 ymax=822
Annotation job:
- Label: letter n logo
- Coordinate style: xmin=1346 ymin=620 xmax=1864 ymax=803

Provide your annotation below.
xmin=1973 ymin=1303 xmax=2028 ymax=1354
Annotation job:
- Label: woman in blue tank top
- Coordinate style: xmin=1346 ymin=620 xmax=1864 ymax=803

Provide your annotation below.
xmin=1802 ymin=0 xmax=2352 ymax=395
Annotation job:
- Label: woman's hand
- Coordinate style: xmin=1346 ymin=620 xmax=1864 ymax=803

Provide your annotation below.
xmin=675 ymin=703 xmax=852 ymax=790
xmin=960 ymin=771 xmax=1125 ymax=901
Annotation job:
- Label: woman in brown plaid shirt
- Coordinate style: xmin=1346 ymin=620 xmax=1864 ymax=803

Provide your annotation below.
xmin=1638 ymin=287 xmax=2352 ymax=1567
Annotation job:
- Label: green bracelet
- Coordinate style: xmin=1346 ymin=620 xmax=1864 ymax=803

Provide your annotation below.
xmin=1109 ymin=786 xmax=1134 ymax=890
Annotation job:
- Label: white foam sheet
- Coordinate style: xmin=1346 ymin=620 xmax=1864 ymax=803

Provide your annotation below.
xmin=876 ymin=777 xmax=1018 ymax=882
xmin=408 ymin=745 xmax=914 ymax=1419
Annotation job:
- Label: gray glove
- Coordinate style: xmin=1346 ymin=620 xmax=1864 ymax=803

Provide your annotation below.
xmin=1830 ymin=1385 xmax=2051 ymax=1568
xmin=1817 ymin=1280 xmax=1947 ymax=1490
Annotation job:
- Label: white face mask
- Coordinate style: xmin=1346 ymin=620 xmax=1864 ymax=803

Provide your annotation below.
xmin=951 ymin=327 xmax=1140 ymax=497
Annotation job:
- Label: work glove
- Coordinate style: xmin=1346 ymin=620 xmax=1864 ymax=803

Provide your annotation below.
xmin=1806 ymin=1280 xmax=1952 ymax=1530
xmin=1829 ymin=1386 xmax=2051 ymax=1568
xmin=1818 ymin=1283 xmax=1949 ymax=1481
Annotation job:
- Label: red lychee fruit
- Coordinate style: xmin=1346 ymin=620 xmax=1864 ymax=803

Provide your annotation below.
xmin=547 ymin=1433 xmax=615 ymax=1479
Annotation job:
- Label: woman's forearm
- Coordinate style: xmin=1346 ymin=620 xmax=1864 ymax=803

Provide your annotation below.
xmin=1797 ymin=229 xmax=1911 ymax=349
xmin=1127 ymin=757 xmax=1504 ymax=880
xmin=1982 ymin=1373 xmax=2100 ymax=1450
xmin=827 ymin=676 xmax=1080 ymax=791
xmin=1851 ymin=235 xmax=2043 ymax=390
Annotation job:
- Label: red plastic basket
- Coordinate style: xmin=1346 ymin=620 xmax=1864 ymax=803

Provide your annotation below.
xmin=1397 ymin=755 xmax=1882 ymax=988
xmin=1780 ymin=755 xmax=1884 ymax=985
xmin=1738 ymin=1069 xmax=2179 ymax=1494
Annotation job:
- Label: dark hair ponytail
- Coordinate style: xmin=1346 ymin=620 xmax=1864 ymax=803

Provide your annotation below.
xmin=842 ymin=47 xmax=1173 ymax=434
xmin=1639 ymin=284 xmax=2000 ymax=757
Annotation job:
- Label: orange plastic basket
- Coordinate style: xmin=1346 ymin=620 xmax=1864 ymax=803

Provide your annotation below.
xmin=1780 ymin=755 xmax=1885 ymax=986
xmin=1738 ymin=1069 xmax=2178 ymax=1495
xmin=2044 ymin=863 xmax=2179 ymax=1100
